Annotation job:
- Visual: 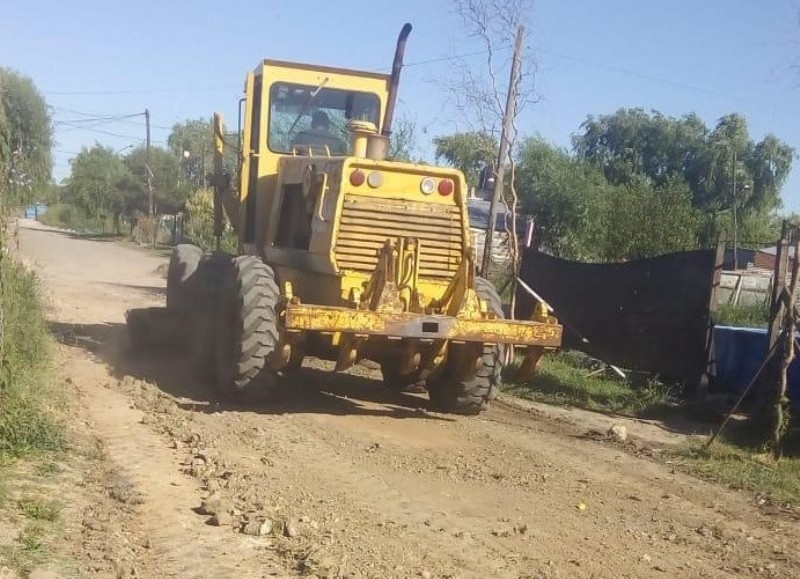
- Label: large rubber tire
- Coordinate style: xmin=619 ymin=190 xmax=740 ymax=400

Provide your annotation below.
xmin=190 ymin=252 xmax=232 ymax=379
xmin=166 ymin=244 xmax=204 ymax=311
xmin=426 ymin=278 xmax=506 ymax=414
xmin=475 ymin=276 xmax=506 ymax=399
xmin=213 ymin=255 xmax=280 ymax=399
xmin=380 ymin=359 xmax=428 ymax=394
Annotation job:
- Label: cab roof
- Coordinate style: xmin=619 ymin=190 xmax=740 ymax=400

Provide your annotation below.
xmin=260 ymin=59 xmax=391 ymax=83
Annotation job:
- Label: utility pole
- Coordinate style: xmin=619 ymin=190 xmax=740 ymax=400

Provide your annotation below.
xmin=481 ymin=25 xmax=525 ymax=276
xmin=145 ymin=108 xmax=153 ymax=216
xmin=732 ymin=148 xmax=738 ymax=270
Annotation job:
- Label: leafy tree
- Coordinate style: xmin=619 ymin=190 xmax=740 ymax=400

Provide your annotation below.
xmin=589 ymin=176 xmax=700 ymax=262
xmin=515 ymin=137 xmax=701 ymax=262
xmin=124 ymin=145 xmax=188 ymax=213
xmin=0 ymin=68 xmax=52 ymax=207
xmin=433 ymin=132 xmax=497 ymax=188
xmin=167 ymin=118 xmax=214 ymax=189
xmin=388 ymin=115 xmax=417 ymax=162
xmin=573 ymin=108 xmax=794 ymax=246
xmin=514 ymin=138 xmax=601 ymax=259
xmin=65 ymin=145 xmax=133 ymax=232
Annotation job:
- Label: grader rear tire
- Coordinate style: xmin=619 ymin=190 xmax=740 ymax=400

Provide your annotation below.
xmin=213 ymin=255 xmax=280 ymax=399
xmin=166 ymin=244 xmax=203 ymax=311
xmin=190 ymin=252 xmax=232 ymax=379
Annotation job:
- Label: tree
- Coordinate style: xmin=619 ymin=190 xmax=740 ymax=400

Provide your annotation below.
xmin=124 ymin=145 xmax=188 ymax=213
xmin=167 ymin=118 xmax=214 ymax=190
xmin=0 ymin=68 xmax=52 ymax=207
xmin=66 ymin=144 xmax=134 ymax=232
xmin=515 ymin=137 xmax=701 ymax=262
xmin=514 ymin=137 xmax=602 ymax=259
xmin=433 ymin=132 xmax=498 ymax=188
xmin=0 ymin=68 xmax=52 ymax=391
xmin=573 ymin=108 xmax=794 ymax=246
xmin=388 ymin=115 xmax=418 ymax=162
xmin=446 ymin=0 xmax=535 ymax=136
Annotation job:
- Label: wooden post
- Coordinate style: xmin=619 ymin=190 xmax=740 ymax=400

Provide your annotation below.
xmin=481 ymin=25 xmax=525 ymax=276
xmin=698 ymin=240 xmax=727 ymax=400
xmin=767 ymin=224 xmax=790 ymax=362
xmin=773 ymin=231 xmax=800 ymax=457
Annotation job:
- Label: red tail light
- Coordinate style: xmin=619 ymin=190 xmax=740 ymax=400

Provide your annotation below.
xmin=349 ymin=169 xmax=365 ymax=187
xmin=438 ymin=179 xmax=454 ymax=196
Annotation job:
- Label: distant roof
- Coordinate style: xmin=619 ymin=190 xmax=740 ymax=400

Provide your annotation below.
xmin=467 ymin=198 xmax=528 ymax=235
xmin=758 ymin=244 xmax=796 ymax=258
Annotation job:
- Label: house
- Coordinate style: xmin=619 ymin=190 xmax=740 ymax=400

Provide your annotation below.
xmin=752 ymin=244 xmax=795 ymax=272
xmin=467 ymin=198 xmax=530 ymax=270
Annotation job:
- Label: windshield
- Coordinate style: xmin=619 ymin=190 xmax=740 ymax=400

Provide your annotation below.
xmin=268 ymin=82 xmax=381 ymax=155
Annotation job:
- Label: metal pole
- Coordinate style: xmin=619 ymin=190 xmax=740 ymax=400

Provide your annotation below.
xmin=145 ymin=108 xmax=153 ymax=215
xmin=481 ymin=25 xmax=525 ymax=277
xmin=732 ymin=148 xmax=738 ymax=270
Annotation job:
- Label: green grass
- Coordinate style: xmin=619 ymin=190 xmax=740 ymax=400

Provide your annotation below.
xmin=0 ymin=254 xmax=67 ymax=574
xmin=0 ymin=523 xmax=52 ymax=575
xmin=0 ymin=259 xmax=65 ymax=459
xmin=508 ymin=350 xmax=800 ymax=508
xmin=505 ymin=351 xmax=678 ymax=417
xmin=715 ymin=301 xmax=770 ymax=328
xmin=39 ymin=203 xmax=116 ymax=234
xmin=17 ymin=498 xmax=60 ymax=522
xmin=670 ymin=441 xmax=800 ymax=507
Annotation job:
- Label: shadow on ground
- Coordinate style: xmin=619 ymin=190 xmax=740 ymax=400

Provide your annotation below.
xmin=48 ymin=320 xmax=448 ymax=422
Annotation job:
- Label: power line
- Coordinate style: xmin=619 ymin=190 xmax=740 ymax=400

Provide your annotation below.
xmin=44 ymin=84 xmax=240 ymax=96
xmin=50 ymin=106 xmax=172 ymax=130
xmin=536 ymin=48 xmax=747 ymax=101
xmin=396 ymin=44 xmax=513 ymax=69
xmin=54 ymin=122 xmax=168 ymax=143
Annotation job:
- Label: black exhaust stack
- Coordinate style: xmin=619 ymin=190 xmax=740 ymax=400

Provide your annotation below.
xmin=381 ymin=22 xmax=412 ymax=138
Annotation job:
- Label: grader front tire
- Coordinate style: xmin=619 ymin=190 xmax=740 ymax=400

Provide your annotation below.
xmin=427 ymin=278 xmax=507 ymax=414
xmin=213 ymin=256 xmax=280 ymax=399
xmin=427 ymin=344 xmax=493 ymax=415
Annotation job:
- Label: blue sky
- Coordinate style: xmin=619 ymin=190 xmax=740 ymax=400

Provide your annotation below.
xmin=2 ymin=0 xmax=799 ymax=209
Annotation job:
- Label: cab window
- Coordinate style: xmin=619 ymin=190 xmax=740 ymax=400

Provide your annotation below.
xmin=268 ymin=82 xmax=380 ymax=155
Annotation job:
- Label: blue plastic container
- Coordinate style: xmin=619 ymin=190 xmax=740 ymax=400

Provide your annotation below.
xmin=713 ymin=325 xmax=800 ymax=401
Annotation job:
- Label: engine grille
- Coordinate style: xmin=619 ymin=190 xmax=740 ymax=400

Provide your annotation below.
xmin=334 ymin=195 xmax=464 ymax=278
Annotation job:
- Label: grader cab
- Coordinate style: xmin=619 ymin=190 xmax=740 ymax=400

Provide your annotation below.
xmin=132 ymin=23 xmax=562 ymax=414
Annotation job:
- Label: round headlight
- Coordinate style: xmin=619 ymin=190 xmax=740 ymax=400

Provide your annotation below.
xmin=420 ymin=177 xmax=436 ymax=195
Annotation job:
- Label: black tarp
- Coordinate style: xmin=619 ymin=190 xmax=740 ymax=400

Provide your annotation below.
xmin=516 ymin=248 xmax=719 ymax=383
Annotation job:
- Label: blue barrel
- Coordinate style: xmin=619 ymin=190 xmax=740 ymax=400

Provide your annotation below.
xmin=713 ymin=325 xmax=800 ymax=401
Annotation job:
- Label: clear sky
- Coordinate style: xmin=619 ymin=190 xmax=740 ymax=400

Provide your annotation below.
xmin=2 ymin=0 xmax=799 ymax=208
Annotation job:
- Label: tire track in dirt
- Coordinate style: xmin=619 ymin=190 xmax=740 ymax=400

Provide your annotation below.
xmin=63 ymin=352 xmax=287 ymax=578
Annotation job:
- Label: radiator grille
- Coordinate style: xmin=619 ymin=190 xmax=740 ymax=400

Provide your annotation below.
xmin=334 ymin=195 xmax=464 ymax=278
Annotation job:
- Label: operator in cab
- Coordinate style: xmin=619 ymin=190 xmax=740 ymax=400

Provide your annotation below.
xmin=292 ymin=111 xmax=347 ymax=155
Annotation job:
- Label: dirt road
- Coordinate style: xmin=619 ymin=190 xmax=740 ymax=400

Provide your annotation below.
xmin=16 ymin=219 xmax=800 ymax=578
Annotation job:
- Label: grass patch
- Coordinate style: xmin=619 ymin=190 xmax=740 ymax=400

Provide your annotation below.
xmin=509 ymin=351 xmax=800 ymax=507
xmin=39 ymin=202 xmax=118 ymax=235
xmin=505 ymin=351 xmax=679 ymax=417
xmin=0 ymin=523 xmax=52 ymax=574
xmin=17 ymin=497 xmax=60 ymax=522
xmin=0 ymin=259 xmax=65 ymax=459
xmin=669 ymin=440 xmax=800 ymax=507
xmin=33 ymin=461 xmax=61 ymax=478
xmin=0 ymin=254 xmax=68 ymax=573
xmin=715 ymin=301 xmax=770 ymax=328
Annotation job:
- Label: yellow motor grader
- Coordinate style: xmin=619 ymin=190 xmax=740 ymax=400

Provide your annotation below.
xmin=130 ymin=23 xmax=562 ymax=414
